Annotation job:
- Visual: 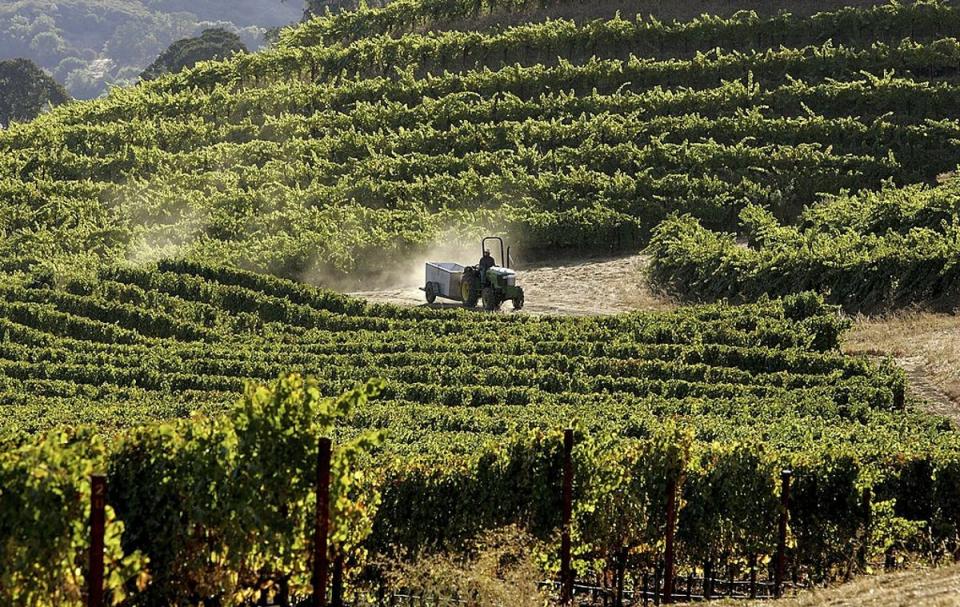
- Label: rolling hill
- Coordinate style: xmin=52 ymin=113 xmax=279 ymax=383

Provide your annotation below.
xmin=3 ymin=263 xmax=958 ymax=604
xmin=3 ymin=1 xmax=960 ymax=301
xmin=3 ymin=1 xmax=960 ymax=604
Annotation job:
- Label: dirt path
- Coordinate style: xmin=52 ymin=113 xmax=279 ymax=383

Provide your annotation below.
xmin=722 ymin=565 xmax=960 ymax=607
xmin=846 ymin=314 xmax=960 ymax=427
xmin=349 ymin=254 xmax=673 ymax=316
xmin=897 ymin=356 xmax=960 ymax=427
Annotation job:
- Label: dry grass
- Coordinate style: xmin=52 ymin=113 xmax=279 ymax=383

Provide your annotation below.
xmin=378 ymin=526 xmax=550 ymax=607
xmin=845 ymin=312 xmax=960 ymax=406
xmin=713 ymin=565 xmax=960 ymax=607
xmin=383 ymin=558 xmax=960 ymax=607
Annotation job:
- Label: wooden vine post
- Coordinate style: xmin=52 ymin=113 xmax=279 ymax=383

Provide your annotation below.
xmin=858 ymin=488 xmax=872 ymax=570
xmin=560 ymin=428 xmax=574 ymax=604
xmin=332 ymin=553 xmax=345 ymax=607
xmin=662 ymin=474 xmax=677 ymax=604
xmin=775 ymin=469 xmax=792 ymax=599
xmin=88 ymin=474 xmax=106 ymax=607
xmin=313 ymin=437 xmax=332 ymax=607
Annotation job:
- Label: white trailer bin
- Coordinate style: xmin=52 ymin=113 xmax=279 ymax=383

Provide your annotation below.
xmin=422 ymin=262 xmax=464 ymax=303
xmin=419 ymin=236 xmax=524 ymax=310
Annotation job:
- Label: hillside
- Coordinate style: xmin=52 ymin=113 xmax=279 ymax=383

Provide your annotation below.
xmin=4 ymin=1 xmax=960 ymax=604
xmin=0 ymin=262 xmax=882 ymax=439
xmin=0 ymin=0 xmax=304 ymax=99
xmin=2 ymin=1 xmax=960 ymax=294
xmin=3 ymin=263 xmax=959 ymax=603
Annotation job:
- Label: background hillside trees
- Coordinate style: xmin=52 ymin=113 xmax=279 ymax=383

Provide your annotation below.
xmin=0 ymin=58 xmax=70 ymax=126
xmin=0 ymin=1 xmax=303 ymax=99
xmin=141 ymin=28 xmax=248 ymax=80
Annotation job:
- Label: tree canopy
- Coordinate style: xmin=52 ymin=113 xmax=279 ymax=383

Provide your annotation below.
xmin=0 ymin=58 xmax=70 ymax=126
xmin=0 ymin=1 xmax=303 ymax=99
xmin=140 ymin=28 xmax=247 ymax=80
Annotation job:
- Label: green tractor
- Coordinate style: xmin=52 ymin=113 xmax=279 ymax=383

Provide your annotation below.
xmin=421 ymin=237 xmax=525 ymax=311
xmin=459 ymin=237 xmax=524 ymax=311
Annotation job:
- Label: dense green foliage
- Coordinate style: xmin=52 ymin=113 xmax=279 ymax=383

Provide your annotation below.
xmin=648 ymin=178 xmax=960 ymax=311
xmin=1 ymin=370 xmax=383 ymax=606
xmin=0 ymin=261 xmax=886 ymax=437
xmin=4 ymin=2 xmax=960 ymax=280
xmin=140 ymin=28 xmax=247 ymax=80
xmin=0 ymin=58 xmax=70 ymax=126
xmin=281 ymin=0 xmax=904 ymax=48
xmin=0 ymin=0 xmax=302 ymax=98
xmin=1 ymin=263 xmax=958 ymax=602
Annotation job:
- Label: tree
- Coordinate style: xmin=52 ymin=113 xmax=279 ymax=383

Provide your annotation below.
xmin=28 ymin=30 xmax=68 ymax=64
xmin=64 ymin=65 xmax=109 ymax=100
xmin=0 ymin=58 xmax=70 ymax=126
xmin=140 ymin=27 xmax=247 ymax=80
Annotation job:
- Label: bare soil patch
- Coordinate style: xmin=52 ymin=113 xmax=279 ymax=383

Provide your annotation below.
xmin=846 ymin=312 xmax=960 ymax=426
xmin=717 ymin=565 xmax=960 ymax=607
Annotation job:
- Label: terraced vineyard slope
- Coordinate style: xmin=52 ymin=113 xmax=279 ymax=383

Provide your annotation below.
xmin=1 ymin=264 xmax=958 ymax=603
xmin=5 ymin=1 xmax=960 ymax=286
xmin=4 ymin=1 xmax=960 ymax=604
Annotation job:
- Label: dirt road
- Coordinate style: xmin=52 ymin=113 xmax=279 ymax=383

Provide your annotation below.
xmin=725 ymin=564 xmax=960 ymax=607
xmin=349 ymin=254 xmax=673 ymax=316
xmin=846 ymin=314 xmax=960 ymax=427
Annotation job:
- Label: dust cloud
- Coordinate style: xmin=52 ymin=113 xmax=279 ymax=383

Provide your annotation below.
xmin=298 ymin=228 xmax=489 ymax=292
xmin=119 ymin=184 xmax=212 ymax=267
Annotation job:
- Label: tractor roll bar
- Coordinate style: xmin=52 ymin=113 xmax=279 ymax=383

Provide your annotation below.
xmin=482 ymin=237 xmax=507 ymax=268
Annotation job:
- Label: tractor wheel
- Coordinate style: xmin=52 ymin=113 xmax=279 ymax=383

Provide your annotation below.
xmin=461 ymin=276 xmax=479 ymax=308
xmin=425 ymin=283 xmax=437 ymax=304
xmin=512 ymin=292 xmax=524 ymax=310
xmin=482 ymin=287 xmax=501 ymax=311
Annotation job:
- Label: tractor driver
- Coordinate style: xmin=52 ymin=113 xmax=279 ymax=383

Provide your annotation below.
xmin=479 ymin=249 xmax=496 ymax=284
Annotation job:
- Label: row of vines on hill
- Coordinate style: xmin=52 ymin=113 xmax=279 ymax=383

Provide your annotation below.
xmin=3 ymin=383 xmax=959 ymax=605
xmin=649 ymin=177 xmax=960 ymax=312
xmin=150 ymin=36 xmax=960 ymax=100
xmin=1 ymin=374 xmax=385 ymax=606
xmin=0 ymin=270 xmax=957 ymax=602
xmin=5 ymin=71 xmax=960 ymax=276
xmin=282 ymin=0 xmax=959 ymax=50
xmin=0 ymin=266 xmax=957 ymax=604
xmin=265 ymin=3 xmax=960 ymax=85
xmin=3 ymin=389 xmax=959 ymax=604
xmin=5 ymin=2 xmax=960 ymax=282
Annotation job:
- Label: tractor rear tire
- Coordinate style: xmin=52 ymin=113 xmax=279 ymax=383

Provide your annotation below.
xmin=482 ymin=287 xmax=500 ymax=311
xmin=425 ymin=283 xmax=437 ymax=304
xmin=461 ymin=276 xmax=479 ymax=308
